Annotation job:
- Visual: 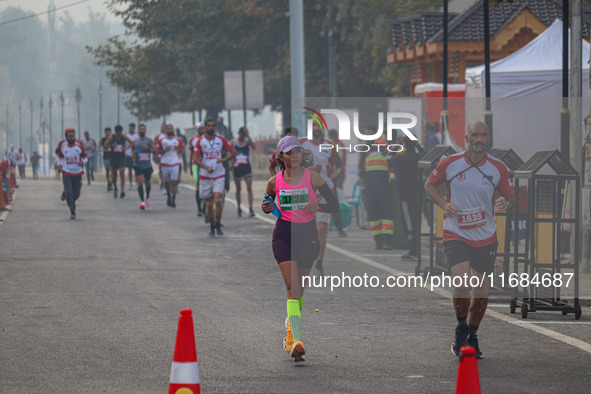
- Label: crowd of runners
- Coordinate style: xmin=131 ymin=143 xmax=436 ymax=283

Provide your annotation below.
xmin=45 ymin=117 xmax=515 ymax=364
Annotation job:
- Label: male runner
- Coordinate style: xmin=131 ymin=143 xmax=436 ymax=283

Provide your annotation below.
xmin=300 ymin=122 xmax=343 ymax=276
xmin=231 ymin=126 xmax=256 ymax=217
xmin=104 ymin=125 xmax=132 ymax=199
xmin=124 ymin=123 xmax=138 ymax=190
xmin=425 ymin=120 xmax=515 ymax=359
xmin=154 ymin=123 xmax=167 ymax=191
xmin=82 ymin=131 xmax=97 ymax=185
xmin=132 ymin=124 xmax=155 ymax=209
xmin=100 ymin=127 xmax=113 ymax=192
xmin=56 ymin=128 xmax=87 ymax=219
xmin=192 ymin=118 xmax=236 ymax=236
xmin=156 ymin=124 xmax=184 ymax=208
xmin=189 ymin=122 xmax=206 ymax=216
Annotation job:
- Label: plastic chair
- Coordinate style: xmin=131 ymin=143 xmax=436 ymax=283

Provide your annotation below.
xmin=345 ymin=181 xmax=366 ymax=228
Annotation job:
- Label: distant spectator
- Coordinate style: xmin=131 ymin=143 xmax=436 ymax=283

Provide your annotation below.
xmin=215 ymin=116 xmax=232 ymax=141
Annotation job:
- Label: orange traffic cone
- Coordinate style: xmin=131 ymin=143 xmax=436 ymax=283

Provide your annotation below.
xmin=455 ymin=346 xmax=481 ymax=394
xmin=0 ymin=184 xmax=6 ymax=210
xmin=169 ymin=309 xmax=201 ymax=394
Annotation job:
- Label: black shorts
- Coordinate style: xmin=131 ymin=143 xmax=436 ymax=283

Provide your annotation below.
xmin=233 ymin=163 xmax=252 ymax=180
xmin=125 ymin=157 xmax=134 ymax=168
xmin=134 ymin=166 xmax=153 ymax=180
xmin=110 ymin=156 xmax=125 ymax=170
xmin=272 ymin=218 xmax=320 ymax=269
xmin=443 ymin=240 xmax=498 ymax=274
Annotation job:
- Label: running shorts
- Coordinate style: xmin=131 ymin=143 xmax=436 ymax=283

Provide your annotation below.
xmin=443 ymin=240 xmax=498 ymax=274
xmin=162 ymin=166 xmax=179 ymax=182
xmin=110 ymin=156 xmax=125 ymax=170
xmin=199 ymin=177 xmax=225 ymax=199
xmin=233 ymin=163 xmax=252 ymax=180
xmin=134 ymin=166 xmax=153 ymax=181
xmin=272 ymin=218 xmax=320 ymax=268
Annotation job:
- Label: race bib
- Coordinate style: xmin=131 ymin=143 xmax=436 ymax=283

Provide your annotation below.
xmin=113 ymin=145 xmax=123 ymax=152
xmin=139 ymin=153 xmax=150 ymax=162
xmin=235 ymin=155 xmax=248 ymax=165
xmin=66 ymin=156 xmax=78 ymax=164
xmin=279 ymin=188 xmax=309 ymax=211
xmin=205 ymin=151 xmax=220 ymax=160
xmin=457 ymin=207 xmax=486 ymax=230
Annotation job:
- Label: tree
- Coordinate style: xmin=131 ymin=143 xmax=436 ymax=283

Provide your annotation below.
xmin=90 ymin=0 xmax=442 ymax=120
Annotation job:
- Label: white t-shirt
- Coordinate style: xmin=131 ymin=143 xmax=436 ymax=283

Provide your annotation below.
xmin=429 ymin=152 xmax=515 ymax=247
xmin=300 ymin=138 xmax=335 ymax=190
xmin=157 ymin=136 xmax=184 ymax=167
xmin=124 ymin=132 xmax=138 ymax=157
xmin=57 ymin=142 xmax=88 ymax=176
xmin=193 ymin=134 xmax=232 ymax=180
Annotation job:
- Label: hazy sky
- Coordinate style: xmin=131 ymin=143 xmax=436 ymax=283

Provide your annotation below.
xmin=0 ymin=0 xmax=117 ymax=23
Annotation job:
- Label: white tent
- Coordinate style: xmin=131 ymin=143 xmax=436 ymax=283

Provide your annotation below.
xmin=465 ymin=19 xmax=588 ymax=161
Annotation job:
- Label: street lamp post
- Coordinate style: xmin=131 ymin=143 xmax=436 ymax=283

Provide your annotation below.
xmin=99 ymin=81 xmax=103 ymax=138
xmin=98 ymin=81 xmax=103 ymax=169
xmin=75 ymin=88 xmax=82 ymax=139
xmin=117 ymin=87 xmax=120 ymax=124
xmin=18 ymin=102 xmax=22 ymax=149
xmin=49 ymin=95 xmax=53 ymax=175
xmin=60 ymin=92 xmax=64 ymax=134
xmin=40 ymin=97 xmax=44 ymax=173
xmin=29 ymin=100 xmax=33 ymax=157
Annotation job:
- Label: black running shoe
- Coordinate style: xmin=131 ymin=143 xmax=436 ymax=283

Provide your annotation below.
xmin=215 ymin=223 xmax=223 ymax=236
xmin=237 ymin=208 xmax=242 ymax=218
xmin=209 ymin=226 xmax=215 ymax=237
xmin=120 ymin=192 xmax=125 ymax=199
xmin=467 ymin=333 xmax=483 ymax=359
xmin=249 ymin=208 xmax=255 ymax=217
xmin=451 ymin=324 xmax=470 ymax=356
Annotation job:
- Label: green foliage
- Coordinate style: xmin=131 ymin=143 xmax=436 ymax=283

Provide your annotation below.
xmin=90 ymin=0 xmax=443 ymax=120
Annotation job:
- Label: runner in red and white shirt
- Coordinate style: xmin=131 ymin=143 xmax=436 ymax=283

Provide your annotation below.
xmin=154 ymin=123 xmax=167 ymax=192
xmin=425 ymin=120 xmax=516 ymax=359
xmin=156 ymin=124 xmax=185 ymax=208
xmin=56 ymin=128 xmax=88 ymax=219
xmin=189 ymin=122 xmax=206 ymax=216
xmin=192 ymin=118 xmax=236 ymax=237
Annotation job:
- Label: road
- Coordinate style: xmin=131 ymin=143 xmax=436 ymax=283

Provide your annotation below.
xmin=1 ymin=178 xmax=591 ymax=393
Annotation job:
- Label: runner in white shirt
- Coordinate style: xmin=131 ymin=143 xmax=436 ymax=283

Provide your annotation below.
xmin=189 ymin=123 xmax=206 ymax=217
xmin=16 ymin=148 xmax=27 ymax=179
xmin=124 ymin=123 xmax=138 ymax=190
xmin=156 ymin=124 xmax=185 ymax=208
xmin=82 ymin=131 xmax=97 ymax=185
xmin=425 ymin=121 xmax=516 ymax=359
xmin=56 ymin=128 xmax=88 ymax=219
xmin=299 ymin=122 xmax=344 ymax=276
xmin=192 ymin=118 xmax=236 ymax=237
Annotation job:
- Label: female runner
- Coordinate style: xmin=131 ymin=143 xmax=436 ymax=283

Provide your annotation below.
xmin=262 ymin=136 xmax=338 ymax=362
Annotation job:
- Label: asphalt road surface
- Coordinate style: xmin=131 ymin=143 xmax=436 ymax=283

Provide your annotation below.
xmin=1 ymin=178 xmax=591 ymax=393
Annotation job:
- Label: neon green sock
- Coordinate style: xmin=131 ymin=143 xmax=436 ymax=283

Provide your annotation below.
xmin=299 ymin=295 xmax=304 ymax=310
xmin=287 ymin=299 xmax=302 ymax=342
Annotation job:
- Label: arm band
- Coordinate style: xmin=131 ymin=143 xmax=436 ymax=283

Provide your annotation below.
xmin=317 ymin=183 xmax=339 ymax=213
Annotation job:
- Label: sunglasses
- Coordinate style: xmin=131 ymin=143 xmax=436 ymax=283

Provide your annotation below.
xmin=283 ymin=147 xmax=302 ymax=155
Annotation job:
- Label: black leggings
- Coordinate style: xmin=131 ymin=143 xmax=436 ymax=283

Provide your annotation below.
xmin=63 ymin=175 xmax=82 ymax=214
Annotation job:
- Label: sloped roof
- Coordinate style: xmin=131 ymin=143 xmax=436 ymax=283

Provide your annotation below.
xmin=390 ymin=0 xmax=591 ymax=52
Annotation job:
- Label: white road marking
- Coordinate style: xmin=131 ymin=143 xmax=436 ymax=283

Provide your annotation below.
xmin=188 ymin=186 xmax=591 ymax=355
